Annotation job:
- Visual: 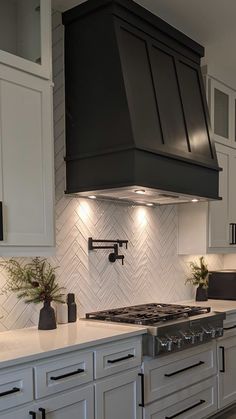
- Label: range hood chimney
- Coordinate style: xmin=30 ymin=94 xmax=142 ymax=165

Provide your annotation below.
xmin=62 ymin=0 xmax=220 ymax=205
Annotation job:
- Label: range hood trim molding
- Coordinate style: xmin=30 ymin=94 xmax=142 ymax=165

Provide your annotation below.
xmin=65 ymin=145 xmax=221 ymax=172
xmin=65 ymin=149 xmax=220 ymax=200
xmin=62 ymin=0 xmax=204 ymax=60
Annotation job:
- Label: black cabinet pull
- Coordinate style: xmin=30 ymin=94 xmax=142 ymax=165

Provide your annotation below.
xmin=165 ymin=399 xmax=205 ymax=419
xmin=39 ymin=408 xmax=46 ymax=419
xmin=0 ymin=387 xmax=20 ymax=398
xmin=0 ymin=201 xmax=3 ymax=241
xmin=224 ymin=325 xmax=236 ymax=331
xmin=164 ymin=361 xmax=204 ymax=377
xmin=107 ymin=354 xmax=134 ymax=364
xmin=220 ymin=346 xmax=225 ymax=373
xmin=50 ymin=368 xmax=84 ymax=381
xmin=230 ymin=223 xmax=236 ymax=245
xmin=138 ymin=373 xmax=145 ymax=407
xmin=29 ymin=412 xmax=37 ymax=419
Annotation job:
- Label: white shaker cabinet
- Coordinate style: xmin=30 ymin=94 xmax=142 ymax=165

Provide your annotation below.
xmin=0 ymin=0 xmax=52 ymax=80
xmin=0 ymin=64 xmax=55 ymax=254
xmin=208 ymin=143 xmax=234 ymax=249
xmin=218 ymin=335 xmax=236 ymax=409
xmin=178 ymin=143 xmax=236 ymax=254
xmin=205 ymin=73 xmax=236 ymax=148
xmin=95 ymin=369 xmax=142 ymax=419
xmin=1 ymin=385 xmax=94 ymax=419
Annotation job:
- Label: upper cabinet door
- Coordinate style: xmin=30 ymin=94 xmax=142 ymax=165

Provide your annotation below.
xmin=208 ymin=144 xmax=230 ymax=248
xmin=0 ymin=0 xmax=52 ymax=80
xmin=0 ymin=65 xmax=55 ymax=250
xmin=209 ymin=78 xmax=236 ymax=147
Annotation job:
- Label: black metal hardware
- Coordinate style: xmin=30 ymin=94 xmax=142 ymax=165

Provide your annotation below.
xmin=165 ymin=399 xmax=205 ymax=419
xmin=0 ymin=201 xmax=3 ymax=241
xmin=0 ymin=387 xmax=20 ymax=398
xmin=220 ymin=346 xmax=225 ymax=373
xmin=138 ymin=373 xmax=145 ymax=408
xmin=224 ymin=325 xmax=236 ymax=331
xmin=29 ymin=412 xmax=37 ymax=419
xmin=39 ymin=408 xmax=46 ymax=419
xmin=50 ymin=368 xmax=84 ymax=381
xmin=88 ymin=237 xmax=128 ymax=265
xmin=230 ymin=223 xmax=236 ymax=245
xmin=107 ymin=354 xmax=134 ymax=364
xmin=164 ymin=361 xmax=204 ymax=377
xmin=108 ymin=243 xmax=125 ymax=265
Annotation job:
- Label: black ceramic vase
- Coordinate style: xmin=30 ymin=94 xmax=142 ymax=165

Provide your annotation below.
xmin=196 ymin=285 xmax=208 ymax=302
xmin=38 ymin=300 xmax=57 ymax=330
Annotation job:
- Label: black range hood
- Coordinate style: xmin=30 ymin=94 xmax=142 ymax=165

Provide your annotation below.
xmin=62 ymin=0 xmax=221 ymax=205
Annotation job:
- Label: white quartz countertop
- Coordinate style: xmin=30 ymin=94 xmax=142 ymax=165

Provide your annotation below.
xmin=179 ymin=299 xmax=236 ymax=314
xmin=0 ymin=320 xmax=147 ymax=369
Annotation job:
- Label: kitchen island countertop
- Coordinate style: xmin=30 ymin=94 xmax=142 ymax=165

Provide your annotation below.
xmin=0 ymin=320 xmax=147 ymax=369
xmin=179 ymin=299 xmax=236 ymax=315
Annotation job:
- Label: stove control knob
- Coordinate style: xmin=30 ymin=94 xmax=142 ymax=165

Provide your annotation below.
xmin=157 ymin=338 xmax=173 ymax=352
xmin=195 ymin=330 xmax=205 ymax=342
xmin=172 ymin=337 xmax=183 ymax=349
xmin=180 ymin=331 xmax=195 ymax=344
xmin=190 ymin=333 xmax=196 ymax=344
xmin=203 ymin=327 xmax=216 ymax=339
xmin=211 ymin=328 xmax=216 ymax=338
xmin=216 ymin=327 xmax=224 ymax=337
xmin=167 ymin=340 xmax=173 ymax=352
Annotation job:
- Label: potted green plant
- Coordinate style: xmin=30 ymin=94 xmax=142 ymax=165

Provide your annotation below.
xmin=185 ymin=256 xmax=209 ymax=301
xmin=1 ymin=258 xmax=65 ymax=330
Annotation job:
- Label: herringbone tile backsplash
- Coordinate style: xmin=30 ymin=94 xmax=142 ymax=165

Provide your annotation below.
xmin=0 ymin=12 xmax=224 ymax=331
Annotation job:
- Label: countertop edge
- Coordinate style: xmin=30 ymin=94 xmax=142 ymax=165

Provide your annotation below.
xmin=0 ymin=326 xmax=147 ymax=370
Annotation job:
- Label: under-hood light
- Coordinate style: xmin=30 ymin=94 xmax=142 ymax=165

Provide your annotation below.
xmin=191 ymin=199 xmax=199 ymax=203
xmin=135 ymin=189 xmax=146 ymax=195
xmin=88 ymin=195 xmax=96 ymax=199
xmin=146 ymin=203 xmax=154 ymax=207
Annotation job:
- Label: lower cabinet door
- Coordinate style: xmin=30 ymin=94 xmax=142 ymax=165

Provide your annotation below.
xmin=218 ymin=336 xmax=236 ymax=409
xmin=95 ymin=369 xmax=142 ymax=419
xmin=144 ymin=377 xmax=217 ymax=419
xmin=1 ymin=385 xmax=94 ymax=419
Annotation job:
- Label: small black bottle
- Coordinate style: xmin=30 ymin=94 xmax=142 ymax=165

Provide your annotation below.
xmin=67 ymin=293 xmax=77 ymax=322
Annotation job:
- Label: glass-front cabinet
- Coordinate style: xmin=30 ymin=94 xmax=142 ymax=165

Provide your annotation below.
xmin=0 ymin=0 xmax=51 ymax=79
xmin=208 ymin=77 xmax=236 ymax=148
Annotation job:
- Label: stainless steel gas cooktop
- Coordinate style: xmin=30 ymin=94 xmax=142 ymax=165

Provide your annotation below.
xmin=86 ymin=303 xmax=211 ymax=325
xmin=86 ymin=303 xmax=226 ymax=357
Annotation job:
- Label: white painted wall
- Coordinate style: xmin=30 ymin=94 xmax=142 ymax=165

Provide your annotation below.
xmin=0 ymin=12 xmax=225 ymax=331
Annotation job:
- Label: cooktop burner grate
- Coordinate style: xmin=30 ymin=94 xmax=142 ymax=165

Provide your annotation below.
xmin=85 ymin=303 xmax=211 ymax=325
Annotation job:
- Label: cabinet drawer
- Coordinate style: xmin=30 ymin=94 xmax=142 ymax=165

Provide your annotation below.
xmin=144 ymin=377 xmax=217 ymax=419
xmin=143 ymin=343 xmax=216 ymax=403
xmin=94 ymin=338 xmax=142 ymax=379
xmin=34 ymin=351 xmax=93 ymax=398
xmin=0 ymin=368 xmax=33 ymax=412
